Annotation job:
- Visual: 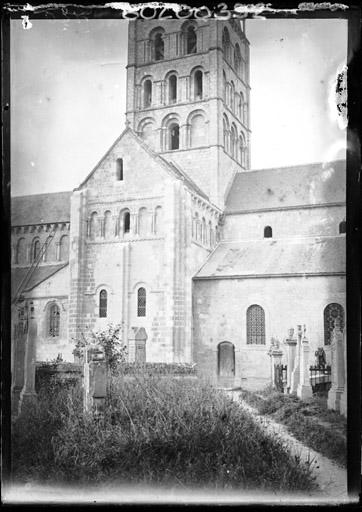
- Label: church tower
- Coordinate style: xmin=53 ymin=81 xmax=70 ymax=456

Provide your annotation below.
xmin=126 ymin=18 xmax=251 ymax=208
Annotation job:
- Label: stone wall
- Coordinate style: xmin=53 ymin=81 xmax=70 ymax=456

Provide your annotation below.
xmin=192 ymin=274 xmax=346 ymax=390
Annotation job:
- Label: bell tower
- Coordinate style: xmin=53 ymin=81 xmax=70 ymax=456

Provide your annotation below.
xmin=126 ymin=18 xmax=251 ymax=208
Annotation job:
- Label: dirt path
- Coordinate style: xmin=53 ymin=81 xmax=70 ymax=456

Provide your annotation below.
xmin=227 ymin=390 xmax=349 ymax=504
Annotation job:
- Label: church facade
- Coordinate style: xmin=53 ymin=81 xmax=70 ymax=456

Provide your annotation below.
xmin=11 ymin=18 xmax=346 ymax=390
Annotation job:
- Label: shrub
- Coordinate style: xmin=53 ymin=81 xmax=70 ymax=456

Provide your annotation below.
xmin=12 ymin=376 xmax=316 ymax=491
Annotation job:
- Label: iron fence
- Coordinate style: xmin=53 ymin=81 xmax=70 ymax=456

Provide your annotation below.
xmin=274 ymin=364 xmax=287 ymax=393
xmin=309 ymin=364 xmax=331 ymax=393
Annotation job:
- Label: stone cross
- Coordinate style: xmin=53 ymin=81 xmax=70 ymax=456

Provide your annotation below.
xmin=327 ymin=318 xmax=345 ymax=413
xmin=297 ymin=325 xmax=313 ymax=400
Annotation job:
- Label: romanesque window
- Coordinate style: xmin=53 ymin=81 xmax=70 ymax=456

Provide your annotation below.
xmin=194 ymin=69 xmax=203 ymax=100
xmin=230 ymin=124 xmax=237 ymax=159
xmin=138 ymin=207 xmax=148 ymax=236
xmin=185 ymin=25 xmax=197 ymax=54
xmin=238 ymin=93 xmax=243 ymax=120
xmin=138 ymin=118 xmax=156 ymax=150
xmin=104 ymin=211 xmax=112 ymax=238
xmin=137 ymin=287 xmax=146 ymax=317
xmin=45 ymin=235 xmax=55 ymax=262
xmin=243 ymin=101 xmax=248 ymax=125
xmin=247 ymin=305 xmax=265 ymax=345
xmin=154 ymin=206 xmax=163 ymax=235
xmin=202 ymin=217 xmax=207 ymax=244
xmin=143 ymin=79 xmax=152 ymax=108
xmin=31 ymin=238 xmax=41 ymax=263
xmin=116 ymin=158 xmax=123 ymax=180
xmin=339 ymin=220 xmax=346 ymax=234
xmin=169 ymin=123 xmax=179 ymax=150
xmin=239 ymin=133 xmax=246 ymax=167
xmin=123 ymin=210 xmax=130 ymax=234
xmin=222 ymin=27 xmax=231 ymax=62
xmin=190 ymin=112 xmax=207 ymax=148
xmin=168 ymin=74 xmax=177 ymax=104
xmin=59 ymin=235 xmax=69 ymax=260
xmin=89 ymin=212 xmax=99 ymax=239
xmin=324 ymin=303 xmax=345 ymax=345
xmin=153 ymin=31 xmax=164 ymax=61
xmin=264 ymin=226 xmax=272 ymax=238
xmin=234 ymin=43 xmax=241 ymax=75
xmin=99 ymin=290 xmax=107 ymax=318
xmin=223 ymin=71 xmax=227 ymax=102
xmin=16 ymin=237 xmax=26 ymax=264
xmin=49 ymin=303 xmax=60 ymax=337
xmin=230 ymin=81 xmax=235 ymax=112
xmin=223 ymin=114 xmax=229 ymax=152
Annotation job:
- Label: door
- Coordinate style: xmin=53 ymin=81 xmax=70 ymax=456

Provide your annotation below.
xmin=218 ymin=341 xmax=235 ymax=378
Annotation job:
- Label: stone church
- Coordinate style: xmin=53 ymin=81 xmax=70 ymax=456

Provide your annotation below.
xmin=11 ymin=18 xmax=346 ymax=390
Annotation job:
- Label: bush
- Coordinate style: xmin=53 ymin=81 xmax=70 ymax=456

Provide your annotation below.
xmin=12 ymin=376 xmax=316 ymax=491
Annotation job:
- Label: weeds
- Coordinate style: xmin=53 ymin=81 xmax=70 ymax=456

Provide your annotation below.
xmin=240 ymin=387 xmax=346 ymax=467
xmin=12 ymin=376 xmax=317 ymax=491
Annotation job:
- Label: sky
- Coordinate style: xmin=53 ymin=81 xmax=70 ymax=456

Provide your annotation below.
xmin=10 ymin=17 xmax=347 ymax=197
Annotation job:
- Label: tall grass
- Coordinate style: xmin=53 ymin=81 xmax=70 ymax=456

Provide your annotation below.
xmin=12 ymin=375 xmax=316 ymax=491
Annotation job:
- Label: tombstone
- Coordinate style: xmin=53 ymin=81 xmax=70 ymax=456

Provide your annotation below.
xmin=268 ymin=337 xmax=283 ymax=390
xmin=290 ymin=325 xmax=302 ymax=394
xmin=297 ymin=325 xmax=313 ymax=400
xmin=18 ymin=301 xmax=38 ymax=415
xmin=327 ymin=318 xmax=345 ymax=413
xmin=83 ymin=344 xmax=107 ymax=415
xmin=284 ymin=327 xmax=297 ymax=394
xmin=128 ymin=327 xmax=147 ymax=363
xmin=217 ymin=341 xmax=235 ymax=388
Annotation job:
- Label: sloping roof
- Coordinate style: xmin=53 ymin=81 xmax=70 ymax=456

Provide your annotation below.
xmin=77 ymin=127 xmax=209 ymax=201
xmin=11 ymin=191 xmax=71 ymax=226
xmin=194 ymin=236 xmax=345 ymax=279
xmin=11 ymin=263 xmax=68 ymax=297
xmin=225 ymin=160 xmax=346 ymax=213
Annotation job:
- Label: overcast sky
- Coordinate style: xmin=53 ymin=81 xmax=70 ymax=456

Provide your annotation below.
xmin=10 ymin=17 xmax=347 ymax=197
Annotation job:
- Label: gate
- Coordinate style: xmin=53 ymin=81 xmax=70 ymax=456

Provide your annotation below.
xmin=309 ymin=364 xmax=331 ymax=393
xmin=274 ymin=364 xmax=287 ymax=392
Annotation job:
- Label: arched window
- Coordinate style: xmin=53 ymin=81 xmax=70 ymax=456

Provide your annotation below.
xmin=49 ymin=303 xmax=60 ymax=337
xmin=154 ymin=206 xmax=163 ymax=235
xmin=230 ymin=81 xmax=235 ymax=111
xmin=169 ymin=122 xmax=179 ymax=150
xmin=243 ymin=101 xmax=248 ymax=125
xmin=16 ymin=237 xmax=27 ymax=264
xmin=239 ymin=133 xmax=246 ymax=167
xmin=209 ymin=221 xmax=213 ymax=247
xmin=194 ymin=69 xmax=203 ymax=100
xmin=230 ymin=124 xmax=237 ymax=159
xmin=190 ymin=113 xmax=206 ymax=147
xmin=99 ymin=290 xmax=107 ymax=318
xmin=154 ymin=32 xmax=164 ymax=61
xmin=89 ymin=212 xmax=99 ymax=240
xmin=168 ymin=74 xmax=177 ymax=104
xmin=339 ymin=220 xmax=346 ymax=234
xmin=123 ymin=210 xmax=130 ymax=235
xmin=324 ymin=303 xmax=345 ymax=345
xmin=138 ymin=207 xmax=148 ymax=236
xmin=222 ymin=28 xmax=230 ymax=60
xmin=59 ymin=235 xmax=69 ymax=261
xmin=223 ymin=115 xmax=229 ymax=152
xmin=138 ymin=119 xmax=156 ymax=150
xmin=137 ymin=287 xmax=146 ymax=317
xmin=234 ymin=43 xmax=241 ymax=75
xmin=31 ymin=238 xmax=41 ymax=263
xmin=247 ymin=305 xmax=265 ymax=345
xmin=238 ymin=93 xmax=243 ymax=120
xmin=264 ymin=226 xmax=272 ymax=238
xmin=194 ymin=212 xmax=200 ymax=240
xmin=116 ymin=158 xmax=123 ymax=180
xmin=223 ymin=71 xmax=227 ymax=102
xmin=218 ymin=341 xmax=235 ymax=377
xmin=202 ymin=217 xmax=207 ymax=244
xmin=143 ymin=79 xmax=152 ymax=108
xmin=186 ymin=25 xmax=197 ymax=54
xmin=104 ymin=211 xmax=112 ymax=239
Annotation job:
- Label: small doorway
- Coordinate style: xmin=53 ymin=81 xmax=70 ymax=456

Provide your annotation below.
xmin=218 ymin=341 xmax=235 ymax=378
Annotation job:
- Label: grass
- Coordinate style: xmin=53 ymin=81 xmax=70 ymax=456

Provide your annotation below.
xmin=240 ymin=387 xmax=346 ymax=467
xmin=12 ymin=375 xmax=317 ymax=491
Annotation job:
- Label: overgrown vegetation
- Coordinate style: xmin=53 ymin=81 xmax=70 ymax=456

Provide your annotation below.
xmin=12 ymin=376 xmax=317 ymax=491
xmin=240 ymin=387 xmax=346 ymax=467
